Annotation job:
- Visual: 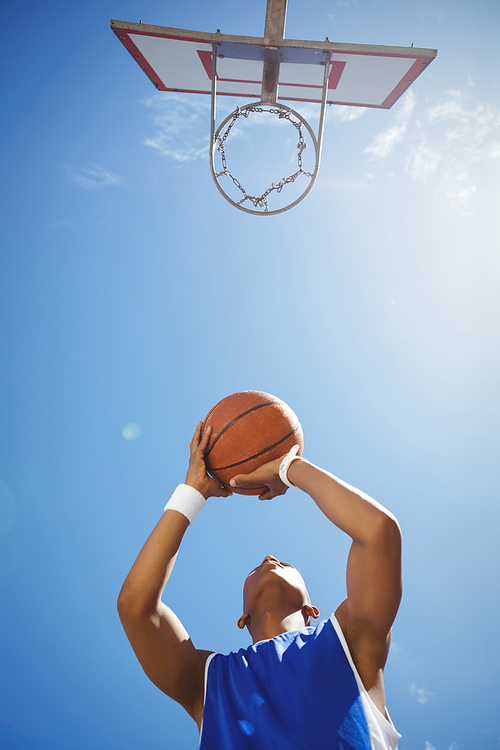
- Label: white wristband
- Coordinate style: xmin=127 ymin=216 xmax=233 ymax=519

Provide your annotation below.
xmin=279 ymin=444 xmax=301 ymax=489
xmin=164 ymin=484 xmax=207 ymax=526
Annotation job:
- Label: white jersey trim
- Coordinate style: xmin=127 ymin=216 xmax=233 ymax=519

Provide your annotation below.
xmin=200 ymin=652 xmax=218 ymax=742
xmin=330 ymin=614 xmax=401 ymax=750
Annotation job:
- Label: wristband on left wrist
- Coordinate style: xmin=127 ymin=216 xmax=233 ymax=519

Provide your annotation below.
xmin=279 ymin=445 xmax=301 ymax=489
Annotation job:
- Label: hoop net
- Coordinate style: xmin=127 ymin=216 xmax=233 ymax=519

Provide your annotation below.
xmin=212 ymin=103 xmax=318 ymax=214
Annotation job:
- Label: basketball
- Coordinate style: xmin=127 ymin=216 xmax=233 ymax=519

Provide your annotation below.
xmin=202 ymin=391 xmax=304 ymax=495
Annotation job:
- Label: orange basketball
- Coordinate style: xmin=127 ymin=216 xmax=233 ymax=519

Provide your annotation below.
xmin=202 ymin=391 xmax=304 ymax=495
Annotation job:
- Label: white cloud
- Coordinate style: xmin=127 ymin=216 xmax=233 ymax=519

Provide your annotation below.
xmin=142 ymin=93 xmax=210 ymax=163
xmin=62 ymin=163 xmax=121 ymax=189
xmin=488 ymin=142 xmax=500 ymax=158
xmin=331 ymin=105 xmax=366 ymax=122
xmin=365 ymin=90 xmax=415 ymax=160
xmin=405 ymin=140 xmax=441 ymax=181
xmin=410 ymin=683 xmax=436 ymax=705
xmin=427 ymin=91 xmax=500 ymax=163
xmin=299 ymin=102 xmax=366 ymax=125
xmin=446 ymin=183 xmax=476 ymax=207
xmin=142 ymin=93 xmax=366 ymax=167
xmin=425 ymin=743 xmax=436 ymax=750
xmin=365 ymin=86 xmax=500 ymax=209
xmin=427 ymin=91 xmax=466 ymax=122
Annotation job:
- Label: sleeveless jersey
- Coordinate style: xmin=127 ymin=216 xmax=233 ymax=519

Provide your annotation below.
xmin=200 ymin=614 xmax=400 ymax=750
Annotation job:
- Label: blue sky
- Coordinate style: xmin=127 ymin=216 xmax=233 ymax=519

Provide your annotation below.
xmin=1 ymin=1 xmax=499 ymax=749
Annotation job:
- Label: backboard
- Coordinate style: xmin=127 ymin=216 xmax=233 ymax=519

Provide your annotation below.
xmin=111 ymin=21 xmax=436 ymax=109
xmin=111 ymin=1 xmax=436 ymax=215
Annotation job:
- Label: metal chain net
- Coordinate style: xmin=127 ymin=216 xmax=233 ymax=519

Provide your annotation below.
xmin=214 ymin=104 xmax=313 ymax=212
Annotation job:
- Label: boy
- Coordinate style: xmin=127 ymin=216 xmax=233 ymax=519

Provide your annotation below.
xmin=118 ymin=422 xmax=402 ymax=748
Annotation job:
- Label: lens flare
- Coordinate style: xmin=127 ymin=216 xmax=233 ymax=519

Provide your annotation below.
xmin=122 ymin=423 xmax=141 ymax=440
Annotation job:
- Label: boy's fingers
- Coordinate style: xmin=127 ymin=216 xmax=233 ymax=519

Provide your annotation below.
xmin=199 ymin=423 xmax=212 ymax=451
xmin=189 ymin=421 xmax=203 ymax=454
xmin=230 ymin=473 xmax=252 ymax=487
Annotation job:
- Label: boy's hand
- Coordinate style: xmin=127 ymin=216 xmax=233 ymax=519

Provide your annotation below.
xmin=185 ymin=422 xmax=233 ymax=500
xmin=229 ymin=456 xmax=290 ymax=501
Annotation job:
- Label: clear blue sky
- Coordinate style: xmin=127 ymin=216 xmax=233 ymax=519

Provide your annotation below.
xmin=1 ymin=1 xmax=499 ymax=749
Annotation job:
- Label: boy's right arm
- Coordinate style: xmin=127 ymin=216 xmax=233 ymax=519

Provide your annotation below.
xmin=117 ymin=423 xmax=231 ymax=726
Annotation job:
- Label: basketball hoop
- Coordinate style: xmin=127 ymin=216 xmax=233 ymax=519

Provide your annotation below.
xmin=111 ymin=0 xmax=437 ymax=216
xmin=209 ymin=38 xmax=330 ymax=216
xmin=210 ymin=102 xmax=319 ymax=214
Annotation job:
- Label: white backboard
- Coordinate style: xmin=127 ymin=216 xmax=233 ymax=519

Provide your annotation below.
xmin=111 ymin=22 xmax=437 ymax=109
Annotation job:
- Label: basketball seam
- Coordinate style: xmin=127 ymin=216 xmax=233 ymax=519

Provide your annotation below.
xmin=209 ymin=425 xmax=300 ymax=472
xmin=205 ymin=400 xmax=281 ymax=458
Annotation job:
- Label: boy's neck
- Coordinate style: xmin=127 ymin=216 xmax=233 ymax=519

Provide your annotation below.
xmin=250 ymin=609 xmax=307 ymax=644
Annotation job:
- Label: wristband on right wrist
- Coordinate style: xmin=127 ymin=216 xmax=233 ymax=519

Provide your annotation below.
xmin=279 ymin=444 xmax=301 ymax=489
xmin=163 ymin=484 xmax=207 ymax=526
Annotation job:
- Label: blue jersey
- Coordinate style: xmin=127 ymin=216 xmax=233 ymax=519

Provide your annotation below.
xmin=200 ymin=615 xmax=400 ymax=750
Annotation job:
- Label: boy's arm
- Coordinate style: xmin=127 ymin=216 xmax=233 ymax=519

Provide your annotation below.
xmin=286 ymin=459 xmax=402 ymax=646
xmin=117 ymin=423 xmax=231 ymax=725
xmin=230 ymin=453 xmax=402 ymax=683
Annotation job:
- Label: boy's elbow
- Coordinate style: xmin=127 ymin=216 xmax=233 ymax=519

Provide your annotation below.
xmin=117 ymin=581 xmax=157 ymax=622
xmin=117 ymin=581 xmax=141 ymax=621
xmin=377 ymin=511 xmax=402 ymax=550
xmin=117 ymin=584 xmax=131 ymax=618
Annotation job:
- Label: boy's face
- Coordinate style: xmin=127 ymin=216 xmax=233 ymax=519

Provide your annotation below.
xmin=243 ymin=555 xmax=309 ymax=613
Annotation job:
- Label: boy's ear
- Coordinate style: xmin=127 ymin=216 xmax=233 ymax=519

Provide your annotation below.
xmin=302 ymin=603 xmax=320 ymax=624
xmin=238 ymin=612 xmax=251 ymax=630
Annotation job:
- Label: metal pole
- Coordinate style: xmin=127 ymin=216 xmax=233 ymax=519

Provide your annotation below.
xmin=261 ymin=0 xmax=288 ymax=105
xmin=209 ymin=42 xmax=219 ymax=185
xmin=263 ymin=0 xmax=288 ymax=40
xmin=314 ymin=51 xmax=331 ymax=173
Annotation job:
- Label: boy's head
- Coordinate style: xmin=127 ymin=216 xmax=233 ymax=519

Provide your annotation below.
xmin=238 ymin=555 xmax=319 ymax=637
